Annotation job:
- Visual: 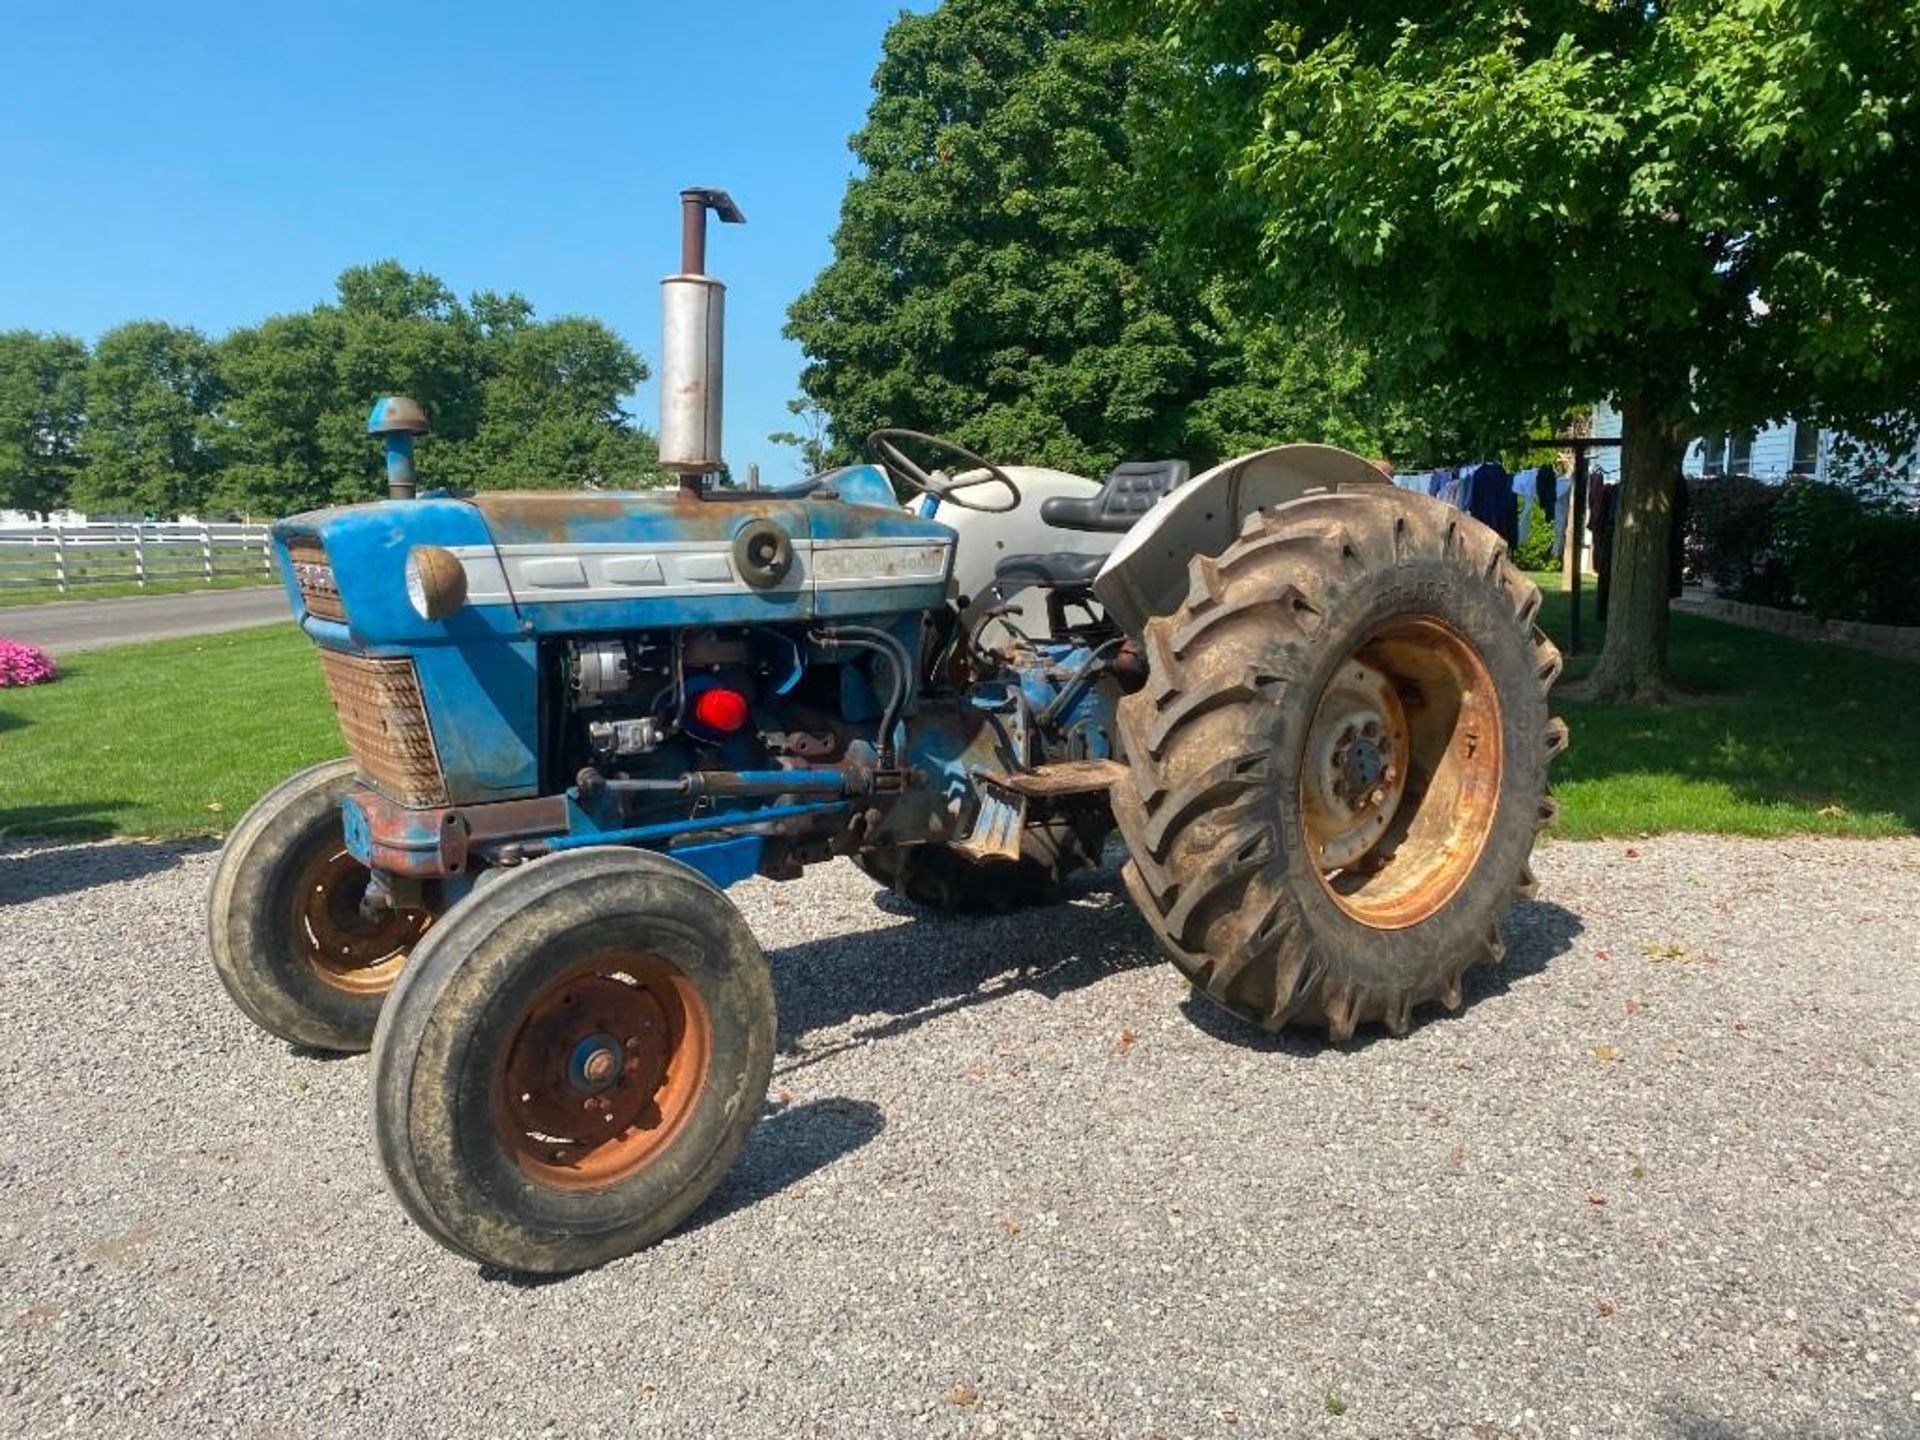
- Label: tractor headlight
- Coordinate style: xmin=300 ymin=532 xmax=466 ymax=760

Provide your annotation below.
xmin=405 ymin=546 xmax=468 ymax=620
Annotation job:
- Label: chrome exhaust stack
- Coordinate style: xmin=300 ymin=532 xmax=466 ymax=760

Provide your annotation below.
xmin=659 ymin=188 xmax=746 ymax=493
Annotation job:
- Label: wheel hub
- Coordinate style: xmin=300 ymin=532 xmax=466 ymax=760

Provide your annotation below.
xmin=1301 ymin=659 xmax=1410 ymax=870
xmin=1298 ymin=617 xmax=1506 ymax=931
xmin=1336 ymin=735 xmax=1387 ymax=805
xmin=297 ymin=846 xmax=428 ymax=995
xmin=495 ymin=960 xmax=706 ymax=1189
xmin=568 ymin=1034 xmax=625 ymax=1094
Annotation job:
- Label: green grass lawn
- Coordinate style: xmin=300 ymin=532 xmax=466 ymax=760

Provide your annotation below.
xmin=0 ymin=625 xmax=342 ymax=838
xmin=1533 ymin=575 xmax=1919 ymax=839
xmin=1 ymin=592 xmax=1914 ymax=841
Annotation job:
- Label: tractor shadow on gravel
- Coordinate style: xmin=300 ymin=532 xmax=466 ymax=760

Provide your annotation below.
xmin=482 ymin=1096 xmax=891 ymax=1286
xmin=765 ymin=863 xmax=1155 ymax=1072
xmin=476 ymin=879 xmax=1586 ymax=1283
xmin=765 ymin=863 xmax=1584 ymax=1063
xmin=683 ymin=1096 xmax=888 ymax=1235
xmin=0 ymin=835 xmax=216 ymax=906
xmin=1176 ymin=895 xmax=1586 ymax=1053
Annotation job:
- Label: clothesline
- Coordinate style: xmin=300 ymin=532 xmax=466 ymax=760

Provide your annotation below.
xmin=1389 ymin=459 xmax=1610 ymax=565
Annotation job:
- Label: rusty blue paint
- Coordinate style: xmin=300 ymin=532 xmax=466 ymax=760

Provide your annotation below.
xmin=276 ymin=451 xmax=1104 ymax=894
xmin=545 ymin=801 xmax=850 ymax=851
xmin=380 ymin=433 xmax=416 ymax=496
xmin=661 ymin=836 xmax=764 ymax=889
xmin=366 ymin=397 xmax=428 ymax=498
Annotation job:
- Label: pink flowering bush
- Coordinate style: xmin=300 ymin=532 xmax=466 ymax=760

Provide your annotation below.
xmin=0 ymin=638 xmax=57 ymax=687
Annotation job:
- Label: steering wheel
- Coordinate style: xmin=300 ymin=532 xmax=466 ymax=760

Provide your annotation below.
xmin=865 ymin=429 xmax=1023 ymax=514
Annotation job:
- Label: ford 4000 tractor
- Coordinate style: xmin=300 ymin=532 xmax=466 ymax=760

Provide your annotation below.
xmin=209 ymin=190 xmax=1565 ymax=1272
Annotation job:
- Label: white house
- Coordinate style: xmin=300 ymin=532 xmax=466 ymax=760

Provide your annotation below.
xmin=1586 ymin=402 xmax=1877 ymax=484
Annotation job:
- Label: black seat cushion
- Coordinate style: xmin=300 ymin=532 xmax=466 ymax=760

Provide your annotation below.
xmin=1039 ymin=458 xmax=1192 ymax=533
xmin=993 ymin=551 xmax=1107 ymax=591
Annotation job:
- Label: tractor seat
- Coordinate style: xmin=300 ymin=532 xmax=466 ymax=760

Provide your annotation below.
xmin=991 ymin=551 xmax=1106 ymax=593
xmin=1039 ymin=458 xmax=1192 ymax=533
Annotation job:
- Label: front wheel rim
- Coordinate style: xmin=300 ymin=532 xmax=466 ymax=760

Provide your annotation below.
xmin=1299 ymin=616 xmax=1503 ymax=930
xmin=295 ymin=846 xmax=428 ymax=995
xmin=493 ymin=955 xmax=712 ymax=1191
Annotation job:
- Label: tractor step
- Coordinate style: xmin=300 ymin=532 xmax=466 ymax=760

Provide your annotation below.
xmin=980 ymin=759 xmax=1126 ymax=798
xmin=955 ymin=777 xmax=1028 ymax=862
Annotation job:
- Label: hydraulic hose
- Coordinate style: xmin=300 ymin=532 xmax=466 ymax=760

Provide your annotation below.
xmin=1036 ymin=638 xmax=1122 ymax=730
xmin=811 ymin=625 xmax=911 ymax=768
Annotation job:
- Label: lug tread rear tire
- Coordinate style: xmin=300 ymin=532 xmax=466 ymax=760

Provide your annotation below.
xmin=1112 ymin=490 xmax=1562 ymax=1039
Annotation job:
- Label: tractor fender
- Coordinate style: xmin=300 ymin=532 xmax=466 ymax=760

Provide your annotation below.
xmin=1091 ymin=443 xmax=1391 ymax=636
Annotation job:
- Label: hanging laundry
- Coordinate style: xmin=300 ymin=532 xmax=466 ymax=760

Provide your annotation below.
xmin=1550 ymin=470 xmax=1572 ymax=563
xmin=1594 ymin=481 xmax=1619 ymax=621
xmin=1534 ymin=463 xmax=1557 ymax=516
xmin=1463 ymin=461 xmax=1518 ymax=547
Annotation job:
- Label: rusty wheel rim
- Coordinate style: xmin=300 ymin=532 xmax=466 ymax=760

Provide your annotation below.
xmin=296 ymin=846 xmax=428 ymax=995
xmin=493 ymin=955 xmax=712 ymax=1192
xmin=1300 ymin=617 xmax=1502 ymax=930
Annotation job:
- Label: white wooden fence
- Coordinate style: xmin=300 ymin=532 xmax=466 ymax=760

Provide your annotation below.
xmin=0 ymin=522 xmax=274 ymax=595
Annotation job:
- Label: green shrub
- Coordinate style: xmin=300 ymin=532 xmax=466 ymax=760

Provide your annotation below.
xmin=1775 ymin=480 xmax=1920 ymax=625
xmin=1686 ymin=475 xmax=1794 ymax=607
xmin=1512 ymin=494 xmax=1556 ymax=570
xmin=1687 ymin=473 xmax=1920 ymax=624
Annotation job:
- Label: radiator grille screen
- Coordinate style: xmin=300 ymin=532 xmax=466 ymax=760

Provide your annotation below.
xmin=285 ymin=535 xmax=346 ymax=622
xmin=316 ymin=651 xmax=448 ymax=807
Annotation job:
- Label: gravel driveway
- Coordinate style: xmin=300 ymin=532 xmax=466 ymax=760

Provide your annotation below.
xmin=1 ymin=835 xmax=1915 ymax=1438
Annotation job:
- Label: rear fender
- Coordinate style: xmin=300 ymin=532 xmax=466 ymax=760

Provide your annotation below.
xmin=1091 ymin=444 xmax=1390 ymax=637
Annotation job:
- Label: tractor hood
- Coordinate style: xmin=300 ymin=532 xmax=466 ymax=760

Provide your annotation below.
xmin=271 ymin=467 xmax=955 ymax=648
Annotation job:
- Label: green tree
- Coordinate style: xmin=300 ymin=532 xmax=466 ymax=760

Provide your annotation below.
xmin=1107 ymin=0 xmax=1920 ymax=702
xmin=792 ymin=0 xmax=1414 ymax=489
xmin=211 ymin=310 xmax=350 ymax=518
xmin=75 ymin=321 xmax=225 ymax=517
xmin=0 ymin=331 xmax=88 ymax=517
xmin=330 ymin=261 xmax=487 ymax=496
xmin=768 ymin=396 xmax=836 ymax=477
xmin=788 ymin=0 xmax=1201 ymax=476
xmin=1182 ymin=287 xmax=1412 ymax=465
xmin=214 ymin=264 xmax=660 ymax=515
xmin=462 ymin=314 xmax=659 ymax=489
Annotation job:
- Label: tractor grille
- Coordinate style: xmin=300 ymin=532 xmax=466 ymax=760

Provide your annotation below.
xmin=286 ymin=535 xmax=346 ymax=622
xmin=316 ymin=651 xmax=448 ymax=807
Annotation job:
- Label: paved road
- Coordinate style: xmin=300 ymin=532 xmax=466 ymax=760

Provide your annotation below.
xmin=0 ymin=586 xmax=293 ymax=653
xmin=0 ymin=835 xmax=1915 ymax=1438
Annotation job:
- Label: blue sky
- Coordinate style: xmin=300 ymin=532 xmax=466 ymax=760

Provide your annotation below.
xmin=0 ymin=0 xmax=928 ymax=481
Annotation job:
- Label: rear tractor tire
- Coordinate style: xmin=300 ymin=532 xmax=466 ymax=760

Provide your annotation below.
xmin=1112 ymin=489 xmax=1566 ymax=1040
xmin=208 ymin=759 xmax=431 ymax=1053
xmin=369 ymin=848 xmax=776 ymax=1273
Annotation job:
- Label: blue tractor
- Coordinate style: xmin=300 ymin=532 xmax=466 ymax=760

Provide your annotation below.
xmin=208 ymin=190 xmax=1564 ymax=1272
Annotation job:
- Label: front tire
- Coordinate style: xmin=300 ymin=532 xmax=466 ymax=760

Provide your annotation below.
xmin=1112 ymin=490 xmax=1566 ymax=1039
xmin=369 ymin=848 xmax=776 ymax=1273
xmin=207 ymin=759 xmax=430 ymax=1052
